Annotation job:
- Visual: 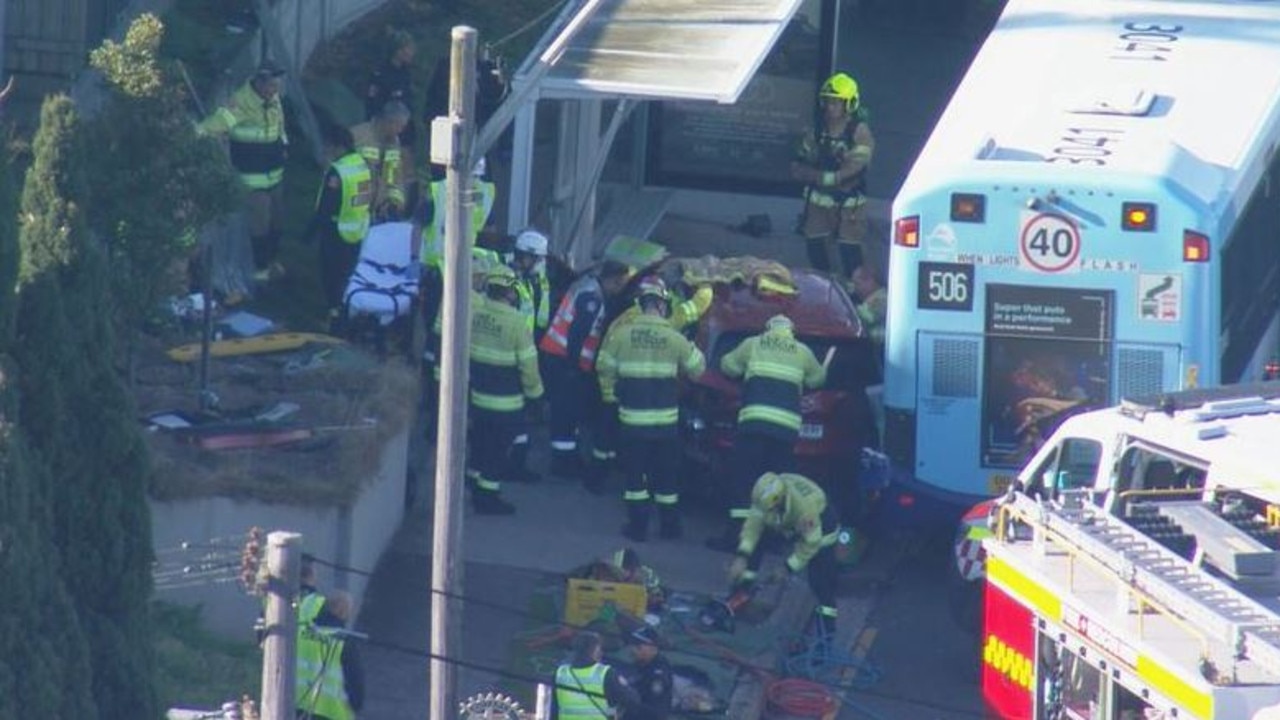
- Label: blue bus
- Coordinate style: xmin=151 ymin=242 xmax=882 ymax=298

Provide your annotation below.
xmin=882 ymin=0 xmax=1280 ymax=520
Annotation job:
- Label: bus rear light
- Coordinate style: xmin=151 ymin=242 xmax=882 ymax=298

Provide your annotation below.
xmin=950 ymin=193 xmax=986 ymax=222
xmin=1121 ymin=202 xmax=1156 ymax=231
xmin=1182 ymin=231 xmax=1210 ymax=262
xmin=894 ymin=216 xmax=920 ymax=247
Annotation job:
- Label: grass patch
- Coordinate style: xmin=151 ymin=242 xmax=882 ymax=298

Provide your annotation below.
xmin=153 ymin=601 xmax=261 ymax=711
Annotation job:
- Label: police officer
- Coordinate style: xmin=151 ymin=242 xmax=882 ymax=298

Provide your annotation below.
xmin=708 ymin=314 xmax=826 ymax=551
xmin=626 ymin=626 xmax=674 ymax=720
xmin=540 ymin=260 xmax=632 ymax=484
xmin=296 ymin=591 xmax=364 ymax=720
xmin=553 ymin=631 xmax=641 ymax=720
xmin=729 ymin=472 xmax=842 ymax=640
xmin=303 ymin=124 xmax=372 ymax=328
xmin=467 ymin=265 xmax=544 ymax=515
xmin=792 ymin=72 xmax=876 ymax=278
xmin=508 ymin=229 xmax=552 ymax=483
xmin=597 ymin=277 xmax=706 ymax=541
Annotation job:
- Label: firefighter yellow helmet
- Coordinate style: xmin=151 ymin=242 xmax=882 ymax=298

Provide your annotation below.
xmin=752 ymin=473 xmax=786 ymax=512
xmin=484 ymin=264 xmax=519 ymax=291
xmin=819 ymin=72 xmax=860 ymax=112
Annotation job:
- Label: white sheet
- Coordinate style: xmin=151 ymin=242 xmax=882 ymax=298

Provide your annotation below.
xmin=343 ymin=221 xmax=420 ymax=326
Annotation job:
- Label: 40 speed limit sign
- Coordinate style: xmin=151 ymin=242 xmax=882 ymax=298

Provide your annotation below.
xmin=1019 ymin=212 xmax=1080 ymax=273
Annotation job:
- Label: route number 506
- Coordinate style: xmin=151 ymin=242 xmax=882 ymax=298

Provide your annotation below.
xmin=917 ymin=262 xmax=975 ymax=311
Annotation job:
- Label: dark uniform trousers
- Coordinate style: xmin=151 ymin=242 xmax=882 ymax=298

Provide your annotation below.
xmin=469 ymin=408 xmax=521 ymax=496
xmin=621 ymin=429 xmax=681 ymax=534
xmin=729 ymin=429 xmax=797 ymax=516
xmin=546 ymin=355 xmax=594 ymax=468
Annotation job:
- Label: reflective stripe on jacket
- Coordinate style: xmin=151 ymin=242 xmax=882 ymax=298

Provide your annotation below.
xmin=516 ymin=268 xmax=552 ymax=335
xmin=296 ymin=623 xmax=353 ymax=720
xmin=555 ymin=663 xmax=612 ymax=718
xmin=421 ymin=179 xmax=497 ymax=267
xmin=540 ymin=275 xmax=605 ymax=372
xmin=328 ymin=152 xmax=372 ymax=243
xmin=720 ymin=327 xmax=826 ymax=438
xmin=197 ymin=82 xmax=287 ymax=190
xmin=596 ymin=314 xmax=705 ymax=434
xmin=350 ymin=120 xmax=404 ymax=209
xmin=470 ymin=294 xmax=544 ymax=413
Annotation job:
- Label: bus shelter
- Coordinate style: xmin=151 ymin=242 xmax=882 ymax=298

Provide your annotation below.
xmin=490 ymin=0 xmax=840 ymax=268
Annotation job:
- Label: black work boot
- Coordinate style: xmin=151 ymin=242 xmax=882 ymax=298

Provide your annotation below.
xmin=622 ymin=503 xmax=650 ymax=542
xmin=659 ymin=506 xmax=683 ymax=540
xmin=473 ymin=492 xmax=516 ymax=516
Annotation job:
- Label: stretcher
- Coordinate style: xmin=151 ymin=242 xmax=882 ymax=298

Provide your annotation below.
xmin=342 ymin=221 xmax=420 ymax=326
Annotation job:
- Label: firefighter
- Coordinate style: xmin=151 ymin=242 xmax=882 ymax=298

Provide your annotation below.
xmin=196 ymin=59 xmax=289 ymax=283
xmin=508 ymin=228 xmax=552 ymax=482
xmin=350 ymin=99 xmax=410 ymax=222
xmin=792 ymin=72 xmax=876 ymax=278
xmin=597 ymin=277 xmax=706 ymax=541
xmin=303 ymin=123 xmax=372 ymax=328
xmin=467 ymin=265 xmax=544 ymax=515
xmin=707 ymin=314 xmax=826 ymax=552
xmin=729 ymin=472 xmax=842 ymax=640
xmin=539 ymin=260 xmax=632 ymax=485
xmin=420 ymin=158 xmax=498 ymax=441
xmin=295 ymin=591 xmax=364 ymax=720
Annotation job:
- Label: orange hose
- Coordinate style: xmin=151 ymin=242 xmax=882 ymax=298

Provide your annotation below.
xmin=765 ymin=677 xmax=838 ymax=718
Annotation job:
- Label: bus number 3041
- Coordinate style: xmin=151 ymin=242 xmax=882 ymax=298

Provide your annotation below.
xmin=917 ymin=262 xmax=975 ymax=311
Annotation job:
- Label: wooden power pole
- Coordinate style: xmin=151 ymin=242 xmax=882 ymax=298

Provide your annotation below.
xmin=260 ymin=531 xmax=302 ymax=720
xmin=430 ymin=25 xmax=478 ymax=720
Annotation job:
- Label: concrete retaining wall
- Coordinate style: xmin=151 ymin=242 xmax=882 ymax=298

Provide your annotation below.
xmin=151 ymin=429 xmax=409 ymax=640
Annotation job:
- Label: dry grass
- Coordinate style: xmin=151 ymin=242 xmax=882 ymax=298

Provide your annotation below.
xmin=137 ymin=335 xmax=418 ymax=506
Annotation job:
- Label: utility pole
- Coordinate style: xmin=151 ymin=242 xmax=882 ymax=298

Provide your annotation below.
xmin=260 ymin=531 xmax=302 ymax=720
xmin=430 ymin=25 xmax=478 ymax=720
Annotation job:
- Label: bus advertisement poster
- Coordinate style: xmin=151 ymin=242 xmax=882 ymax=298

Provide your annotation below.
xmin=980 ymin=284 xmax=1113 ymax=468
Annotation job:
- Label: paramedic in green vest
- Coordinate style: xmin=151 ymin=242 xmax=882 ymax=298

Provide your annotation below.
xmin=467 ymin=265 xmax=544 ymax=515
xmin=296 ymin=591 xmax=364 ymax=720
xmin=419 ymin=158 xmax=498 ymax=439
xmin=596 ymin=276 xmax=706 ymax=541
xmin=707 ymin=314 xmax=827 ymax=552
xmin=552 ymin=631 xmax=641 ymax=719
xmin=729 ymin=472 xmax=842 ymax=640
xmin=350 ymin=99 xmax=410 ymax=222
xmin=304 ymin=124 xmax=372 ymax=329
xmin=508 ymin=228 xmax=553 ymax=482
xmin=197 ymin=59 xmax=289 ymax=283
xmin=792 ymin=72 xmax=876 ymax=278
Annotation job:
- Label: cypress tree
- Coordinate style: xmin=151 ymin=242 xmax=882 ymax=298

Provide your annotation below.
xmin=0 ymin=102 xmax=97 ymax=719
xmin=15 ymin=94 xmax=157 ymax=720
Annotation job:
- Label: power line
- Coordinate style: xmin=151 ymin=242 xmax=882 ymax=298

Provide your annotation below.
xmin=306 ymin=555 xmax=988 ymax=718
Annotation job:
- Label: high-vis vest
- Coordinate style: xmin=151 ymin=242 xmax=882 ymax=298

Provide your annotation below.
xmin=469 ymin=295 xmax=544 ymax=413
xmin=198 ymin=82 xmax=287 ymax=190
xmin=324 ymin=152 xmax=373 ymax=243
xmin=296 ymin=622 xmax=354 ymax=720
xmin=350 ymin=120 xmax=404 ymax=210
xmin=596 ymin=314 xmax=705 ymax=435
xmin=516 ymin=268 xmax=551 ymax=334
xmin=540 ymin=275 xmax=605 ymax=372
xmin=720 ymin=327 xmax=826 ymax=439
xmin=555 ymin=663 xmax=612 ymax=718
xmin=421 ymin=179 xmax=497 ymax=268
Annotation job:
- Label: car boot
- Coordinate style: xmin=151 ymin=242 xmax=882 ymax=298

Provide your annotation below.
xmin=621 ymin=503 xmax=650 ymax=542
xmin=473 ymin=492 xmax=516 ymax=516
xmin=659 ymin=506 xmax=683 ymax=540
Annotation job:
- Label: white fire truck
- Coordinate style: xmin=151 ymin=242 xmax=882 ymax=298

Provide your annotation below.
xmin=978 ymin=385 xmax=1280 ymax=718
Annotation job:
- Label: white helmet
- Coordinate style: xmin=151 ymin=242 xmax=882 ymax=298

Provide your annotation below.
xmin=514 ymin=229 xmax=549 ymax=257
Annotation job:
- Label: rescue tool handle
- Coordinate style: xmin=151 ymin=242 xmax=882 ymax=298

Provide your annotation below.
xmin=822 ymin=347 xmax=836 ymax=371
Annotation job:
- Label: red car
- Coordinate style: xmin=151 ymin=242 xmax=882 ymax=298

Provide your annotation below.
xmin=669 ymin=263 xmax=882 ymax=515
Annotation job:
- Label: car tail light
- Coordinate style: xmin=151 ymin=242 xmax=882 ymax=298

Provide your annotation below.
xmin=1183 ymin=230 xmax=1210 ymax=262
xmin=894 ymin=216 xmax=920 ymax=247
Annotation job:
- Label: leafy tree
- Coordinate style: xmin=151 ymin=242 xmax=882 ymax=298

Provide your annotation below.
xmin=15 ymin=94 xmax=157 ymax=720
xmin=86 ymin=13 xmax=240 ymax=345
xmin=0 ymin=102 xmax=97 ymax=720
